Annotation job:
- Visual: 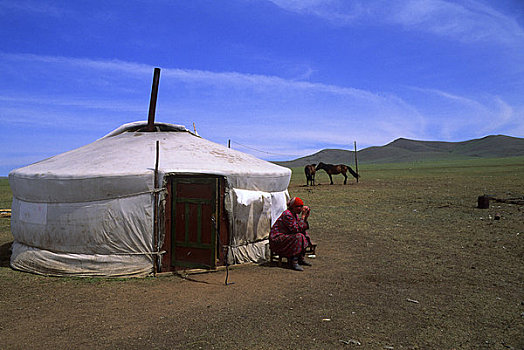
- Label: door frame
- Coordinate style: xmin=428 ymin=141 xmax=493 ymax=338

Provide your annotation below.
xmin=160 ymin=174 xmax=228 ymax=271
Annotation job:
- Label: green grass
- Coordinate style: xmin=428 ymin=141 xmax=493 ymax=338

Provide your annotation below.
xmin=0 ymin=178 xmax=12 ymax=249
xmin=0 ymin=177 xmax=11 ymax=209
xmin=291 ymin=156 xmax=524 ymax=184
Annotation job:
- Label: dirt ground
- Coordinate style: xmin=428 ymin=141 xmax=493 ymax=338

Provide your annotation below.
xmin=1 ymin=161 xmax=523 ymax=349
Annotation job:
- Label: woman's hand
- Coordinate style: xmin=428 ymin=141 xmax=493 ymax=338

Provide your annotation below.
xmin=301 ymin=206 xmax=310 ymax=220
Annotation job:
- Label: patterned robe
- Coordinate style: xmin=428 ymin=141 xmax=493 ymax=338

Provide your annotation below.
xmin=269 ymin=209 xmax=311 ymax=258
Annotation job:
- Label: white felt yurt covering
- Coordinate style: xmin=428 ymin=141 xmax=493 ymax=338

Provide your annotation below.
xmin=9 ymin=122 xmax=291 ymax=277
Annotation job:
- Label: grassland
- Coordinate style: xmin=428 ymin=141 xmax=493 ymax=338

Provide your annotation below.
xmin=1 ymin=157 xmax=523 ymax=349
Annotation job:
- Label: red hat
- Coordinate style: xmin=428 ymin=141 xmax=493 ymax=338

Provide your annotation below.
xmin=288 ymin=197 xmax=304 ymax=208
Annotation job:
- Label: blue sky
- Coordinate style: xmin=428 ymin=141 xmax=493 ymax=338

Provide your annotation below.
xmin=1 ymin=0 xmax=524 ymax=175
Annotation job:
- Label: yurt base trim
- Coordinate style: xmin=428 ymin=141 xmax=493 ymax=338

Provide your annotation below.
xmin=10 ymin=241 xmax=153 ymax=278
xmin=227 ymin=239 xmax=270 ymax=264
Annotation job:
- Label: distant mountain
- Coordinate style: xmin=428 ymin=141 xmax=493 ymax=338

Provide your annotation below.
xmin=274 ymin=135 xmax=524 ymax=167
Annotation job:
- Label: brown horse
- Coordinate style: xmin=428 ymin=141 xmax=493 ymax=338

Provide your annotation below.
xmin=315 ymin=162 xmax=359 ymax=185
xmin=304 ymin=164 xmax=316 ymax=186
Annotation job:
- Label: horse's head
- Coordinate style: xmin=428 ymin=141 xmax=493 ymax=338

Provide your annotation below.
xmin=315 ymin=162 xmax=325 ymax=170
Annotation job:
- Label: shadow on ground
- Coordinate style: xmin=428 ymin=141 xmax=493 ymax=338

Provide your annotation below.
xmin=0 ymin=241 xmax=12 ymax=267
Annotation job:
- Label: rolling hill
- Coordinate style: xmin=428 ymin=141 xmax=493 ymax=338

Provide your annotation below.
xmin=274 ymin=135 xmax=524 ymax=167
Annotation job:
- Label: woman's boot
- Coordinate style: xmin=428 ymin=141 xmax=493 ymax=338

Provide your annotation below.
xmin=298 ymin=255 xmax=312 ymax=266
xmin=290 ymin=257 xmax=303 ymax=271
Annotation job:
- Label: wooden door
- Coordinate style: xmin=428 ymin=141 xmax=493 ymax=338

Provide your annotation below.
xmin=170 ymin=176 xmax=218 ymax=269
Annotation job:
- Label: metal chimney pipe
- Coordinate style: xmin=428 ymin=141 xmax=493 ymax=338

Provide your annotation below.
xmin=146 ymin=68 xmax=161 ymax=131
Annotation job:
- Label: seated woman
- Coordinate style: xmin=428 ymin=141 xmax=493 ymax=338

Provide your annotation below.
xmin=269 ymin=197 xmax=312 ymax=271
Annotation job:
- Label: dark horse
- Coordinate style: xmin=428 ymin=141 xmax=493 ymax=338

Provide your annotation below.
xmin=304 ymin=164 xmax=316 ymax=186
xmin=315 ymin=162 xmax=359 ymax=185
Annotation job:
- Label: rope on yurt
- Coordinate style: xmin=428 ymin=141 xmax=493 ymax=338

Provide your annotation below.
xmin=214 ymin=179 xmax=233 ymax=286
xmin=152 ymin=140 xmax=160 ymax=276
xmin=224 ymin=245 xmax=233 ymax=286
xmin=215 ymin=204 xmax=234 ymax=286
xmin=18 ymin=188 xmax=166 ymax=204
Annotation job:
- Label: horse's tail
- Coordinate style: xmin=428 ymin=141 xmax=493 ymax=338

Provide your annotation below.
xmin=346 ymin=165 xmax=360 ymax=179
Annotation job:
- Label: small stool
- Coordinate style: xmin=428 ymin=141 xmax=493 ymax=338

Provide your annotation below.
xmin=270 ymin=242 xmax=317 ymax=266
xmin=270 ymin=250 xmax=286 ymax=266
xmin=305 ymin=242 xmax=317 ymax=256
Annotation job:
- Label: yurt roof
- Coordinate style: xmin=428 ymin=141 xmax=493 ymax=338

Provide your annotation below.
xmin=9 ymin=122 xmax=291 ymax=202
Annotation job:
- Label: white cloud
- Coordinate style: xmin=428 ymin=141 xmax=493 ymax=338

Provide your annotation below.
xmin=406 ymin=86 xmax=520 ymax=140
xmin=0 ymin=52 xmax=521 ymax=174
xmin=268 ymin=0 xmax=365 ymax=23
xmin=408 ymin=86 xmax=487 ymax=110
xmin=267 ymin=0 xmax=524 ymax=46
xmin=0 ymin=95 xmax=144 ymax=113
xmin=0 ymin=52 xmax=421 ymax=124
xmin=0 ymin=52 xmax=152 ymax=75
xmin=390 ymin=0 xmax=524 ymax=45
xmin=0 ymin=0 xmax=66 ymax=16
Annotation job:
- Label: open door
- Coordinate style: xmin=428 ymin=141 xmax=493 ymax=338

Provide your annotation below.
xmin=161 ymin=175 xmax=228 ymax=271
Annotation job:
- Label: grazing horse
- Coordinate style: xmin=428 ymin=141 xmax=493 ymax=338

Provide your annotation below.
xmin=315 ymin=162 xmax=359 ymax=185
xmin=304 ymin=164 xmax=316 ymax=186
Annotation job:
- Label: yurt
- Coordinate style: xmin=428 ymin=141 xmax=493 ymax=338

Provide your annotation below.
xmin=8 ymin=121 xmax=291 ymax=277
